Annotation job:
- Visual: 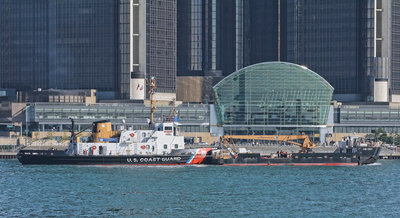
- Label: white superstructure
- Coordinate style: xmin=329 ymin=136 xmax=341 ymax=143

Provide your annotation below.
xmin=68 ymin=122 xmax=184 ymax=156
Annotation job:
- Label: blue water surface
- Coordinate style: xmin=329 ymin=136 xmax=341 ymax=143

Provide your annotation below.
xmin=1 ymin=160 xmax=399 ymax=217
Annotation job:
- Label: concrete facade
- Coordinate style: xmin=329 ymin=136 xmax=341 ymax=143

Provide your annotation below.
xmin=176 ymin=77 xmax=204 ymax=103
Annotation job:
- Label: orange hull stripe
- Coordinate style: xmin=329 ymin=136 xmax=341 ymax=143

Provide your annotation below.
xmin=188 ymin=148 xmax=212 ymax=164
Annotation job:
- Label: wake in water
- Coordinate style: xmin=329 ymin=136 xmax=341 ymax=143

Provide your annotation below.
xmin=365 ymin=162 xmax=381 ymax=166
xmin=191 ymin=164 xmax=210 ymax=167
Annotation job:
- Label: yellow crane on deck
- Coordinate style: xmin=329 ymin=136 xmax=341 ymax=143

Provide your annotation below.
xmin=219 ymin=134 xmax=317 ymax=158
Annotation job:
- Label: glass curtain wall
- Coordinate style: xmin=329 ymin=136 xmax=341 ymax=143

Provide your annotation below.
xmin=28 ymin=103 xmax=209 ymax=132
xmin=213 ymin=62 xmax=333 ymax=133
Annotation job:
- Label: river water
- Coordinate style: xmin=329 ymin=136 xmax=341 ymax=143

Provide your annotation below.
xmin=1 ymin=160 xmax=399 ymax=217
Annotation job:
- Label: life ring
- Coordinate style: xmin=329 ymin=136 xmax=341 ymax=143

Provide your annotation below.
xmin=92 ymin=146 xmax=97 ymax=150
xmin=130 ymin=133 xmax=135 ymax=138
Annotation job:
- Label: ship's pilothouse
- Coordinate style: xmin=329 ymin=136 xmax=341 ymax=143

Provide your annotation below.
xmin=69 ymin=121 xmax=184 ymax=156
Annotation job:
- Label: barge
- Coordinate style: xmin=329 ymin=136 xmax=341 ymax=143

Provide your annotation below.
xmin=208 ymin=135 xmax=381 ymax=166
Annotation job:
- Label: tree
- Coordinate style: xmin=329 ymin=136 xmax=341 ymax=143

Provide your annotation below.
xmin=394 ymin=133 xmax=400 ymax=145
xmin=62 ymin=132 xmax=69 ymax=141
xmin=46 ymin=132 xmax=53 ymax=140
xmin=373 ymin=128 xmax=392 ymax=144
xmin=34 ymin=132 xmax=39 ymax=141
xmin=374 ymin=128 xmax=385 ymax=140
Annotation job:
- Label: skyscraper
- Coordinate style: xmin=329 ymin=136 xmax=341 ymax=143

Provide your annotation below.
xmin=131 ymin=0 xmax=178 ymax=96
xmin=118 ymin=0 xmax=131 ymax=100
xmin=0 ymin=0 xmax=49 ymax=91
xmin=286 ymin=0 xmax=367 ymax=101
xmin=0 ymin=0 xmax=124 ymax=98
xmin=49 ymin=0 xmax=121 ymax=93
xmin=286 ymin=0 xmax=400 ymax=103
xmin=0 ymin=0 xmax=179 ymax=100
xmin=177 ymin=0 xmax=283 ymax=77
xmin=390 ymin=0 xmax=400 ymax=101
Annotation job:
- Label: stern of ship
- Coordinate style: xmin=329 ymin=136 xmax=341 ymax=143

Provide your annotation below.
xmin=358 ymin=147 xmax=381 ymax=165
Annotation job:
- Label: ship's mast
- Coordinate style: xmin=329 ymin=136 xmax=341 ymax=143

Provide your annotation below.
xmin=171 ymin=98 xmax=176 ymax=122
xmin=171 ymin=98 xmax=177 ymax=135
xmin=69 ymin=118 xmax=75 ymax=140
xmin=149 ymin=77 xmax=156 ymax=126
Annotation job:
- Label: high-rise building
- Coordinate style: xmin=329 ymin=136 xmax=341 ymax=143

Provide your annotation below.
xmin=131 ymin=0 xmax=177 ymax=97
xmin=0 ymin=0 xmax=178 ymax=100
xmin=50 ymin=1 xmax=121 ymax=94
xmin=177 ymin=0 xmax=283 ymax=77
xmin=176 ymin=0 xmax=283 ymax=103
xmin=0 ymin=0 xmax=124 ymax=98
xmin=0 ymin=0 xmax=49 ymax=91
xmin=286 ymin=0 xmax=400 ymax=103
xmin=4 ymin=0 xmax=399 ymax=103
xmin=119 ymin=0 xmax=131 ymax=100
xmin=390 ymin=0 xmax=400 ymax=101
xmin=286 ymin=0 xmax=367 ymax=101
xmin=177 ymin=0 xmax=203 ymax=77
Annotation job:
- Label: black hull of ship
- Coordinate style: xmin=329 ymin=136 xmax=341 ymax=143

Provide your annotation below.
xmin=17 ymin=150 xmax=206 ymax=166
xmin=18 ymin=147 xmax=381 ymax=166
xmin=210 ymin=147 xmax=381 ymax=166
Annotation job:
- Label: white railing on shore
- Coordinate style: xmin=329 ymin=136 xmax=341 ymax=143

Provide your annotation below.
xmin=0 ymin=144 xmax=19 ymax=153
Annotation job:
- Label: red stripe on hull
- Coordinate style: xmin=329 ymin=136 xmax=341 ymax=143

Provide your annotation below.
xmin=223 ymin=162 xmax=358 ymax=166
xmin=187 ymin=148 xmax=213 ymax=164
xmin=293 ymin=163 xmax=358 ymax=166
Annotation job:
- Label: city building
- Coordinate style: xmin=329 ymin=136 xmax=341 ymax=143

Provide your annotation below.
xmin=212 ymin=62 xmax=333 ymax=142
xmin=388 ymin=0 xmax=400 ymax=102
xmin=15 ymin=89 xmax=96 ymax=105
xmin=286 ymin=0 xmax=400 ymax=103
xmin=177 ymin=0 xmax=283 ymax=77
xmin=25 ymin=102 xmax=214 ymax=143
xmin=176 ymin=77 xmax=204 ymax=103
xmin=0 ymin=0 xmax=50 ymax=91
xmin=326 ymin=101 xmax=400 ymax=144
xmin=0 ymin=89 xmax=16 ymax=102
xmin=0 ymin=0 xmax=124 ymax=99
xmin=176 ymin=0 xmax=284 ymax=102
xmin=0 ymin=0 xmax=178 ymax=100
xmin=176 ymin=75 xmax=220 ymax=103
xmin=14 ymin=61 xmax=400 ymax=144
xmin=333 ymin=102 xmax=400 ymax=135
xmin=130 ymin=0 xmax=178 ymax=98
xmin=0 ymin=101 xmax=26 ymax=136
xmin=286 ymin=0 xmax=366 ymax=101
